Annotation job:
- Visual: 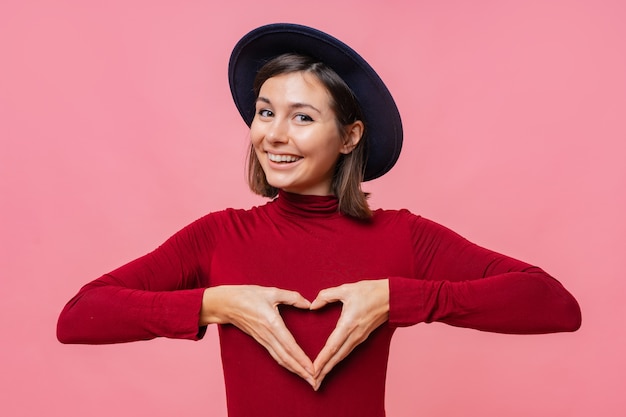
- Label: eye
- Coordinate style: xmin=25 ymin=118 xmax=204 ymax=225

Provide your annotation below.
xmin=257 ymin=109 xmax=274 ymax=118
xmin=295 ymin=113 xmax=313 ymax=123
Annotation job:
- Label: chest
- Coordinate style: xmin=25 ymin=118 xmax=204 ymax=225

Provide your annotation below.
xmin=208 ymin=215 xmax=414 ymax=300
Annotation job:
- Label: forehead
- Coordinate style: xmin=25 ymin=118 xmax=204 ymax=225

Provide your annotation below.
xmin=258 ymin=71 xmax=332 ymax=104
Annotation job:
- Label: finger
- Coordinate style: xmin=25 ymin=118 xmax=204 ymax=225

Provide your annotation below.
xmin=231 ymin=292 xmax=315 ymax=383
xmin=259 ymin=337 xmax=316 ymax=388
xmin=263 ymin=335 xmax=316 ymax=386
xmin=312 ymin=315 xmax=353 ymax=377
xmin=247 ymin=316 xmax=316 ymax=386
xmin=265 ymin=289 xmax=315 ymax=374
xmin=310 ymin=286 xmax=345 ymax=310
xmin=273 ymin=288 xmax=312 ymax=309
xmin=313 ymin=328 xmax=365 ymax=390
xmin=262 ymin=311 xmax=316 ymax=376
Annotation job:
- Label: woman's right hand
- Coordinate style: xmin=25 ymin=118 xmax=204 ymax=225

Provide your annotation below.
xmin=200 ymin=285 xmax=315 ymax=388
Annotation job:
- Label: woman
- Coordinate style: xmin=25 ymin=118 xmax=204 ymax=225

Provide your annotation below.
xmin=57 ymin=23 xmax=581 ymax=417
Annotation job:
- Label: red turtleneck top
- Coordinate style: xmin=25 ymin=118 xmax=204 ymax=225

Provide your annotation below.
xmin=57 ymin=192 xmax=581 ymax=417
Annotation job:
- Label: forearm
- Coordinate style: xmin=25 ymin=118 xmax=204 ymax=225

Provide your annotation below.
xmin=388 ymin=269 xmax=581 ymax=334
xmin=57 ymin=217 xmax=216 ymax=344
xmin=57 ymin=280 xmax=207 ymax=344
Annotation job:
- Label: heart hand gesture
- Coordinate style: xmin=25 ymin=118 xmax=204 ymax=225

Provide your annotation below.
xmin=200 ymin=279 xmax=389 ymax=391
xmin=309 ymin=279 xmax=389 ymax=390
xmin=200 ymin=285 xmax=316 ymax=387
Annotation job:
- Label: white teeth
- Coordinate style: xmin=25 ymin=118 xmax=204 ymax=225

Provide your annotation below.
xmin=268 ymin=153 xmax=301 ymax=163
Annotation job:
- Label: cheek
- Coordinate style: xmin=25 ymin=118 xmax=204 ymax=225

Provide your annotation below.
xmin=249 ymin=123 xmax=263 ymax=147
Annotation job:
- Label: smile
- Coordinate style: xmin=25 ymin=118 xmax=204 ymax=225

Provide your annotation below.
xmin=267 ymin=152 xmax=302 ymax=163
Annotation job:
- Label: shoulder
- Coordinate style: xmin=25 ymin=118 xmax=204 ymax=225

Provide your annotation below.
xmin=159 ymin=204 xmax=269 ymax=251
xmin=371 ymin=208 xmax=463 ymax=240
xmin=185 ymin=201 xmax=274 ymax=231
xmin=365 ymin=208 xmax=422 ymax=240
xmin=371 ymin=207 xmax=421 ymax=225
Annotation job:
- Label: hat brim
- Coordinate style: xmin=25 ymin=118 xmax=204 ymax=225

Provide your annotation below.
xmin=228 ymin=23 xmax=402 ymax=181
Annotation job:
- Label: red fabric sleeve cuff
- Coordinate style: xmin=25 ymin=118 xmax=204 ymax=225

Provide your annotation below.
xmin=140 ymin=288 xmax=208 ymax=340
xmin=388 ymin=276 xmax=445 ymax=327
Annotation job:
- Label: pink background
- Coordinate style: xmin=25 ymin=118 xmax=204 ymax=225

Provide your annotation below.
xmin=1 ymin=0 xmax=625 ymax=416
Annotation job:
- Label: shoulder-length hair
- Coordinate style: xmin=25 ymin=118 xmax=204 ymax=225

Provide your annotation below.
xmin=247 ymin=53 xmax=372 ymax=220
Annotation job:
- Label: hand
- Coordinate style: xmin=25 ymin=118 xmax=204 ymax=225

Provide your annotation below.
xmin=309 ymin=279 xmax=389 ymax=390
xmin=200 ymin=285 xmax=315 ymax=387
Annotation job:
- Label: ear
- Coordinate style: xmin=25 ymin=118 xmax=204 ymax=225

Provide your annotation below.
xmin=339 ymin=121 xmax=364 ymax=154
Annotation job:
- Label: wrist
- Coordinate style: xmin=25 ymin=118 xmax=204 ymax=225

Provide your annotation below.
xmin=199 ymin=287 xmax=228 ymax=326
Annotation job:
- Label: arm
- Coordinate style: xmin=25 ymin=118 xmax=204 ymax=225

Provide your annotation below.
xmin=57 ymin=216 xmax=214 ymax=344
xmin=388 ymin=214 xmax=581 ymax=333
xmin=309 ymin=214 xmax=581 ymax=388
xmin=57 ymin=213 xmax=317 ymax=387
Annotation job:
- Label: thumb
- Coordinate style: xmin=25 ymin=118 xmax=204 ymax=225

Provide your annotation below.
xmin=310 ymin=286 xmax=344 ymax=310
xmin=275 ymin=289 xmax=312 ymax=309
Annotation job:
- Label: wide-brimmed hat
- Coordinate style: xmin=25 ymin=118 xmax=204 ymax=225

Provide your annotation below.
xmin=228 ymin=23 xmax=403 ymax=181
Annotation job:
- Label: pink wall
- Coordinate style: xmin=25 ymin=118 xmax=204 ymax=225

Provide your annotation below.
xmin=1 ymin=0 xmax=624 ymax=415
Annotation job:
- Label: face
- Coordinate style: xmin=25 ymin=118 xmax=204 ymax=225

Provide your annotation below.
xmin=250 ymin=71 xmax=362 ymax=196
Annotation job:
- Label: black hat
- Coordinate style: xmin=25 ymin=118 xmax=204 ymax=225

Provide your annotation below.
xmin=228 ymin=23 xmax=403 ymax=181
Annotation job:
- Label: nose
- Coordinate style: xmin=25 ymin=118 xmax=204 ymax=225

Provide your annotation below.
xmin=266 ymin=117 xmax=289 ymax=144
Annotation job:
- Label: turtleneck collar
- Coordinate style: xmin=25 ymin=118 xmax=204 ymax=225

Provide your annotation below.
xmin=271 ymin=190 xmax=340 ymax=218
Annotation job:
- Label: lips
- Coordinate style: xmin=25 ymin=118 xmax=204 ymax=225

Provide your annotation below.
xmin=267 ymin=152 xmax=302 ymax=163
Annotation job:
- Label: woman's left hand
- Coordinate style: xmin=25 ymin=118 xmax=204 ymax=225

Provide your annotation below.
xmin=309 ymin=278 xmax=389 ymax=391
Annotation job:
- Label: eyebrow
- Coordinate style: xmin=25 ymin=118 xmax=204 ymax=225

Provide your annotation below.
xmin=256 ymin=96 xmax=322 ymax=114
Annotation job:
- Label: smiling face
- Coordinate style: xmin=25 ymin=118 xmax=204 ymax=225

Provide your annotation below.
xmin=250 ymin=71 xmax=362 ymax=196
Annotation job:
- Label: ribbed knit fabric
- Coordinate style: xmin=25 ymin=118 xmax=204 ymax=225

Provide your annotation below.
xmin=58 ymin=191 xmax=580 ymax=416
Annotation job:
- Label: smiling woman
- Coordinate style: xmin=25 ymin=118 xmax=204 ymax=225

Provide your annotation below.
xmin=247 ymin=53 xmax=368 ymax=218
xmin=251 ymin=71 xmax=357 ymax=196
xmin=56 ymin=23 xmax=581 ymax=417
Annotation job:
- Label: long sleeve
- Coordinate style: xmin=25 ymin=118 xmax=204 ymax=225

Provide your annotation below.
xmin=388 ymin=213 xmax=581 ymax=334
xmin=55 ymin=194 xmax=582 ymax=416
xmin=57 ymin=215 xmax=216 ymax=344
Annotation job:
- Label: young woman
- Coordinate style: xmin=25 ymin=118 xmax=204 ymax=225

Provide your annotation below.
xmin=57 ymin=23 xmax=581 ymax=417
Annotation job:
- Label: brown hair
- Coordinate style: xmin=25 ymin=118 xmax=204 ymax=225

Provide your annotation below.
xmin=247 ymin=53 xmax=372 ymax=220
